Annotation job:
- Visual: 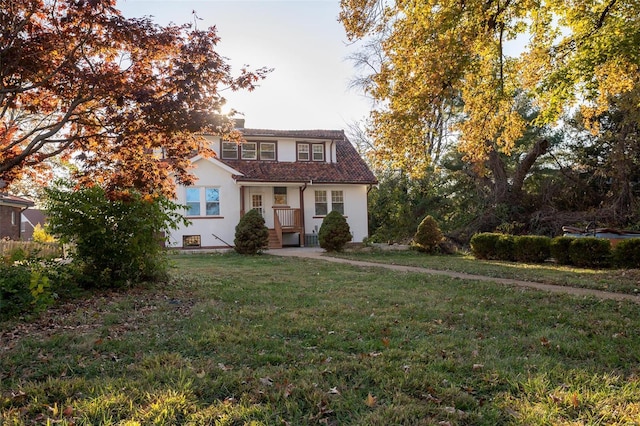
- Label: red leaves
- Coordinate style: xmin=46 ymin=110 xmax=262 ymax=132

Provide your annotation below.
xmin=0 ymin=0 xmax=271 ymax=195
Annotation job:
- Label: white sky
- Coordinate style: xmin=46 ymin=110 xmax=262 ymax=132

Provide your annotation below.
xmin=115 ymin=0 xmax=372 ymax=130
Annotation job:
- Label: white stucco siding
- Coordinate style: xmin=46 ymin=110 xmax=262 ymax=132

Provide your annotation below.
xmin=303 ymin=184 xmax=369 ymax=243
xmin=242 ymin=185 xmax=301 ymax=229
xmin=169 ymin=158 xmax=240 ymax=248
xmin=277 ymin=139 xmax=296 ymax=162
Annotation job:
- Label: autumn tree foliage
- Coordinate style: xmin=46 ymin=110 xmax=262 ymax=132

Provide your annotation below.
xmin=340 ymin=0 xmax=640 ymax=234
xmin=340 ymin=0 xmax=639 ymax=169
xmin=0 ymin=0 xmax=270 ymax=196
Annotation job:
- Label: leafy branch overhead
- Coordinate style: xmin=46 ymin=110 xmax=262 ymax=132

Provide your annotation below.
xmin=339 ymin=0 xmax=639 ymax=174
xmin=0 ymin=0 xmax=271 ymax=196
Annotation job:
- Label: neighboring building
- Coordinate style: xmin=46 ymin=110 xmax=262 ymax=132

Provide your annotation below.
xmin=22 ymin=208 xmax=47 ymax=241
xmin=169 ymin=128 xmax=377 ymax=249
xmin=0 ymin=193 xmax=35 ymax=240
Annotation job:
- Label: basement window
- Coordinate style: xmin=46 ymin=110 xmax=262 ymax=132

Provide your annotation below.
xmin=183 ymin=235 xmax=201 ymax=247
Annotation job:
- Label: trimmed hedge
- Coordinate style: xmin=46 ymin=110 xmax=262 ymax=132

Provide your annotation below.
xmin=550 ymin=236 xmax=574 ymax=265
xmin=613 ymin=239 xmax=640 ymax=268
xmin=513 ymin=235 xmax=551 ymax=263
xmin=569 ymin=238 xmax=611 ymax=268
xmin=469 ymin=233 xmax=515 ymax=261
xmin=495 ymin=234 xmax=515 ymax=261
xmin=470 ymin=233 xmax=502 ymax=259
xmin=471 ymin=232 xmax=618 ymax=269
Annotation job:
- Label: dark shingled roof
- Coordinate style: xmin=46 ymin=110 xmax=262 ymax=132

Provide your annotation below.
xmin=220 ymin=129 xmax=377 ymax=184
xmin=0 ymin=193 xmax=35 ymax=207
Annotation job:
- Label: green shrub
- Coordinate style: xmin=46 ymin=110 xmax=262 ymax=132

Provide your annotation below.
xmin=550 ymin=236 xmax=575 ymax=265
xmin=44 ymin=183 xmax=186 ymax=288
xmin=318 ymin=211 xmax=352 ymax=252
xmin=613 ymin=239 xmax=640 ymax=269
xmin=569 ymin=238 xmax=611 ymax=268
xmin=495 ymin=234 xmax=515 ymax=261
xmin=0 ymin=259 xmax=78 ymax=320
xmin=0 ymin=264 xmax=32 ymax=319
xmin=412 ymin=215 xmax=444 ymax=253
xmin=234 ymin=209 xmax=269 ymax=255
xmin=513 ymin=235 xmax=551 ymax=263
xmin=470 ymin=233 xmax=501 ymax=259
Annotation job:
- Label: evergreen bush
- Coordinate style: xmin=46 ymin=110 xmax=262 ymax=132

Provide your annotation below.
xmin=495 ymin=234 xmax=515 ymax=261
xmin=318 ymin=211 xmax=352 ymax=252
xmin=550 ymin=236 xmax=575 ymax=265
xmin=412 ymin=215 xmax=444 ymax=253
xmin=470 ymin=233 xmax=501 ymax=259
xmin=513 ymin=235 xmax=551 ymax=263
xmin=613 ymin=239 xmax=640 ymax=269
xmin=234 ymin=209 xmax=269 ymax=255
xmin=569 ymin=238 xmax=611 ymax=268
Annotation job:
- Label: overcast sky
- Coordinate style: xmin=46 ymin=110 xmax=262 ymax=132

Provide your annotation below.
xmin=115 ymin=0 xmax=372 ymax=130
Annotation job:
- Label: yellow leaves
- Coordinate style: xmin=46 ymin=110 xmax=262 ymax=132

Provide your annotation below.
xmin=592 ymin=59 xmax=639 ymax=115
xmin=365 ymin=392 xmax=378 ymax=408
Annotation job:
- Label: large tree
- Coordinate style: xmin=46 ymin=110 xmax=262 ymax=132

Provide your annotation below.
xmin=1 ymin=0 xmax=270 ymax=196
xmin=339 ymin=0 xmax=640 ymax=207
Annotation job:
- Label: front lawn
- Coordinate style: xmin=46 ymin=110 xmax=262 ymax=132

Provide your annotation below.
xmin=330 ymin=249 xmax=640 ymax=295
xmin=1 ymin=253 xmax=639 ymax=425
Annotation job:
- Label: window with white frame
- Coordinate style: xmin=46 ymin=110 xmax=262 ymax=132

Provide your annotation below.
xmin=241 ymin=142 xmax=257 ymax=160
xmin=312 ymin=144 xmax=325 ymax=161
xmin=222 ymin=142 xmax=238 ymax=159
xmin=314 ymin=190 xmax=345 ymax=216
xmin=297 ymin=143 xmax=310 ymax=161
xmin=314 ymin=190 xmax=328 ymax=216
xmin=331 ymin=190 xmax=344 ymax=214
xmin=185 ymin=187 xmax=221 ymax=216
xmin=298 ymin=142 xmax=325 ymax=162
xmin=205 ymin=188 xmax=220 ymax=215
xmin=233 ymin=141 xmax=276 ymax=160
xmin=260 ymin=142 xmax=276 ymax=160
xmin=186 ymin=188 xmax=200 ymax=216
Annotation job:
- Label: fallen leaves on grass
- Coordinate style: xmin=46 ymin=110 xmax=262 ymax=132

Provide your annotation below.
xmin=365 ymin=393 xmax=377 ymax=408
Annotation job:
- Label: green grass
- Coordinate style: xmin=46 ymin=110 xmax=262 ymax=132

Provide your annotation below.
xmin=329 ymin=249 xmax=640 ymax=295
xmin=1 ymin=253 xmax=639 ymax=425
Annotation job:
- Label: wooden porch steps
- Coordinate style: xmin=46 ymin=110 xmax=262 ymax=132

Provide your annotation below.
xmin=268 ymin=229 xmax=282 ymax=249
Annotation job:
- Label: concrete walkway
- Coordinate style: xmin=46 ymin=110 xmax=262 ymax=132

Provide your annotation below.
xmin=266 ymin=247 xmax=640 ymax=304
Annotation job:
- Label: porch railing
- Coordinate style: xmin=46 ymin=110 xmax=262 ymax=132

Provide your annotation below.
xmin=273 ymin=208 xmax=302 ymax=229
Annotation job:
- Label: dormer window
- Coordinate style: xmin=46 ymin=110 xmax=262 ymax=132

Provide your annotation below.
xmin=297 ymin=143 xmax=309 ymax=161
xmin=260 ymin=142 xmax=276 ymax=160
xmin=241 ymin=142 xmax=257 ymax=160
xmin=297 ymin=142 xmax=325 ymax=162
xmin=228 ymin=140 xmax=276 ymax=160
xmin=312 ymin=144 xmax=325 ymax=161
xmin=222 ymin=142 xmax=238 ymax=159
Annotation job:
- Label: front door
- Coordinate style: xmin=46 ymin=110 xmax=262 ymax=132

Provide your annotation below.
xmin=251 ymin=193 xmax=263 ymax=216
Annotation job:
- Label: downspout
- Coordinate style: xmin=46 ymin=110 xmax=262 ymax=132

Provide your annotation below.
xmin=239 ymin=185 xmax=245 ymax=217
xmin=300 ymin=183 xmax=307 ymax=247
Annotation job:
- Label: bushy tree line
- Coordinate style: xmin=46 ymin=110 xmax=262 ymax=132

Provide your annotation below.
xmin=343 ymin=0 xmax=640 ymax=242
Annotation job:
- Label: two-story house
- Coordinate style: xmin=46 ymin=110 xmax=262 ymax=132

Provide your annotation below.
xmin=169 ymin=127 xmax=377 ymax=249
